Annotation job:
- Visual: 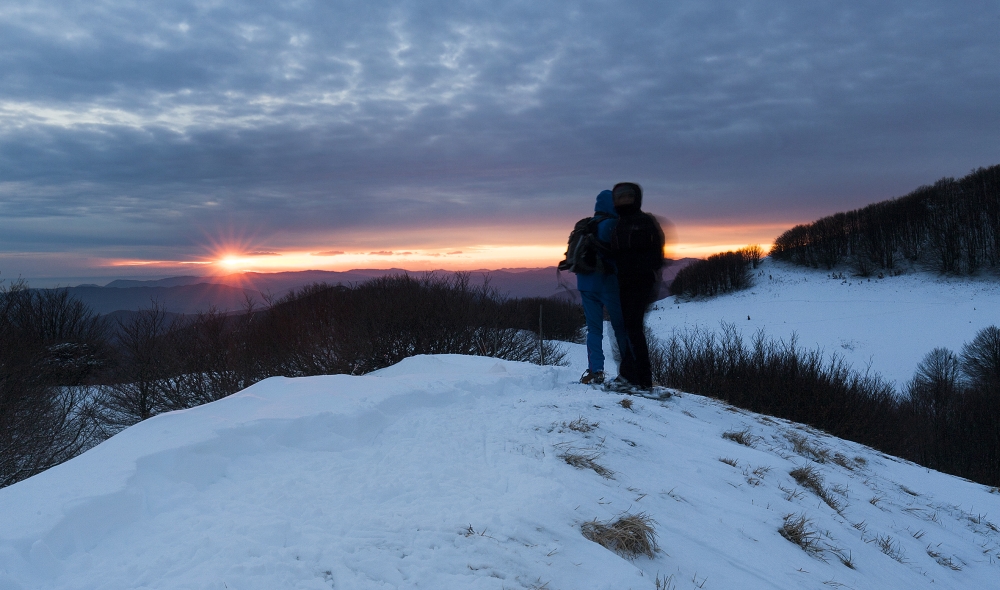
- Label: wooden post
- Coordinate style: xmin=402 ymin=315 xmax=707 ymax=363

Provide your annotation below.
xmin=538 ymin=304 xmax=545 ymax=365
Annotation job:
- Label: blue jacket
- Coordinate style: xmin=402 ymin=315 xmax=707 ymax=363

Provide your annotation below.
xmin=576 ymin=190 xmax=618 ymax=292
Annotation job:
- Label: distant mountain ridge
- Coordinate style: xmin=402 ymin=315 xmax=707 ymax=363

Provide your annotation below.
xmin=46 ymin=261 xmax=697 ymax=315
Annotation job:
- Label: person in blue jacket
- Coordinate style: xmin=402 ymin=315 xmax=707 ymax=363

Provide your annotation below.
xmin=576 ymin=190 xmax=630 ymax=385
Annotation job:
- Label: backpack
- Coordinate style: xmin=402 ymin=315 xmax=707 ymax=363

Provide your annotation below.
xmin=558 ymin=213 xmax=614 ymax=274
xmin=611 ymin=212 xmax=665 ymax=275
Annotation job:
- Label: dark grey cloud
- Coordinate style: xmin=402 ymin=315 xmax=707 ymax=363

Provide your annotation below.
xmin=1 ymin=0 xmax=999 ymax=265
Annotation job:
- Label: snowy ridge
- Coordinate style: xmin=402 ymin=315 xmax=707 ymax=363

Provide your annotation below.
xmin=1 ymin=353 xmax=998 ymax=589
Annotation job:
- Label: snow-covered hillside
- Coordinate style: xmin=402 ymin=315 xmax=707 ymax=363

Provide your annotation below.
xmin=1 ymin=352 xmax=998 ymax=589
xmin=650 ymin=258 xmax=1000 ymax=388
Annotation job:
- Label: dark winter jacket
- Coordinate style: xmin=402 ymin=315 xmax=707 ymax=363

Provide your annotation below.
xmin=611 ymin=196 xmax=665 ymax=278
xmin=576 ymin=190 xmax=618 ymax=292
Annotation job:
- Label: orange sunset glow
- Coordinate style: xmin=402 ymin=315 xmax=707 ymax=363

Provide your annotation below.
xmin=101 ymin=222 xmax=785 ymax=275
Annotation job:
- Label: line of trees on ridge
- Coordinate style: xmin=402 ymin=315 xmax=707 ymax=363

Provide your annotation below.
xmin=669 ymin=245 xmax=763 ymax=298
xmin=771 ymin=164 xmax=1000 ymax=275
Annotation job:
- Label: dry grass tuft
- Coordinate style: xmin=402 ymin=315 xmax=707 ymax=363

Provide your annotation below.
xmin=926 ymin=546 xmax=963 ymax=570
xmin=832 ymin=548 xmax=855 ymax=569
xmin=619 ymin=397 xmax=633 ymax=410
xmin=779 ymin=513 xmax=823 ymax=557
xmin=874 ymin=534 xmax=906 ymax=562
xmin=560 ymin=451 xmax=614 ymax=479
xmin=722 ymin=427 xmax=758 ymax=447
xmin=581 ymin=513 xmax=658 ymax=559
xmin=779 ymin=483 xmax=804 ymax=502
xmin=787 ymin=431 xmax=830 ymax=462
xmin=564 ymin=416 xmax=598 ymax=433
xmin=832 ymin=453 xmax=854 ymax=470
xmin=719 ymin=457 xmax=739 ymax=467
xmin=654 ymin=573 xmax=676 ymax=590
xmin=900 ymin=484 xmax=920 ymax=496
xmin=742 ymin=464 xmax=771 ymax=486
xmin=790 ymin=465 xmax=842 ymax=512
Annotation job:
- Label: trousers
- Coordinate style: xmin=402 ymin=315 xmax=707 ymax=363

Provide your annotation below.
xmin=580 ymin=275 xmax=629 ymax=373
xmin=617 ymin=272 xmax=657 ymax=388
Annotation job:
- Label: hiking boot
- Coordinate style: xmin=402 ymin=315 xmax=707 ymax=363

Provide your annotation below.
xmin=580 ymin=369 xmax=605 ymax=385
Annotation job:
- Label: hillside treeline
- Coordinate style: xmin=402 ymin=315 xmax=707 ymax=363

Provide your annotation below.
xmin=669 ymin=245 xmax=763 ymax=298
xmin=650 ymin=324 xmax=1000 ymax=487
xmin=772 ymin=165 xmax=1000 ymax=275
xmin=1 ymin=274 xmax=583 ymax=488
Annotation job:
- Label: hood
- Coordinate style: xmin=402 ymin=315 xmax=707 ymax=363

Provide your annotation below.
xmin=594 ymin=190 xmax=617 ymax=217
xmin=612 ymin=182 xmax=643 ymax=215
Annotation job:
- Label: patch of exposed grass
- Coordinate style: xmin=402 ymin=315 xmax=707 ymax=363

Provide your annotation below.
xmin=790 ymin=465 xmax=843 ymax=512
xmin=779 ymin=513 xmax=823 ymax=557
xmin=926 ymin=546 xmax=963 ymax=570
xmin=564 ymin=416 xmax=598 ymax=433
xmin=743 ymin=465 xmax=771 ymax=486
xmin=560 ymin=451 xmax=614 ymax=479
xmin=779 ymin=483 xmax=805 ymax=502
xmin=874 ymin=534 xmax=906 ymax=563
xmin=831 ymin=548 xmax=855 ymax=569
xmin=722 ymin=427 xmax=758 ymax=447
xmin=787 ymin=432 xmax=830 ymax=463
xmin=900 ymin=485 xmax=920 ymax=496
xmin=619 ymin=397 xmax=633 ymax=410
xmin=654 ymin=573 xmax=676 ymax=590
xmin=719 ymin=457 xmax=739 ymax=467
xmin=832 ymin=453 xmax=854 ymax=470
xmin=869 ymin=495 xmax=883 ymax=507
xmin=581 ymin=513 xmax=658 ymax=559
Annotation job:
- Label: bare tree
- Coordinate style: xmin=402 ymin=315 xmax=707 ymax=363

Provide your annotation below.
xmin=95 ymin=302 xmax=173 ymax=434
xmin=0 ymin=280 xmax=106 ymax=488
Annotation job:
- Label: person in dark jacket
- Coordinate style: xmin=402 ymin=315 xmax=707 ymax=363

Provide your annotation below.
xmin=606 ymin=182 xmax=664 ymax=391
xmin=576 ymin=190 xmax=630 ymax=384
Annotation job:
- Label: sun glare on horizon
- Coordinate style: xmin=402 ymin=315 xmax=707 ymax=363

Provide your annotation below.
xmin=99 ymin=221 xmax=786 ymax=277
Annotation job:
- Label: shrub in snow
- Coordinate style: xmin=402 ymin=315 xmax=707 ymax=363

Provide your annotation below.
xmin=581 ymin=512 xmax=657 ymax=559
xmin=908 ymin=347 xmax=962 ymax=415
xmin=645 ymin=322 xmax=1000 ymax=489
xmin=960 ymin=325 xmax=1000 ymax=391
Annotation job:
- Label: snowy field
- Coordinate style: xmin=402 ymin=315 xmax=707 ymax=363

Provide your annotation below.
xmin=1 ymin=350 xmax=998 ymax=589
xmin=649 ymin=258 xmax=1000 ymax=388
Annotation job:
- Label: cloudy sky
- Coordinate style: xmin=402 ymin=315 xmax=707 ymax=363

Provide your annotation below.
xmin=1 ymin=0 xmax=998 ymax=282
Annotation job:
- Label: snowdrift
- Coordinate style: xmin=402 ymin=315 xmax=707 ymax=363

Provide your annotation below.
xmin=1 ymin=354 xmax=997 ymax=589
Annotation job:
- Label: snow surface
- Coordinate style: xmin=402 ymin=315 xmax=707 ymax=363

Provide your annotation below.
xmin=2 ymin=260 xmax=1000 ymax=589
xmin=2 ymin=352 xmax=999 ymax=589
xmin=649 ymin=258 xmax=1000 ymax=388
